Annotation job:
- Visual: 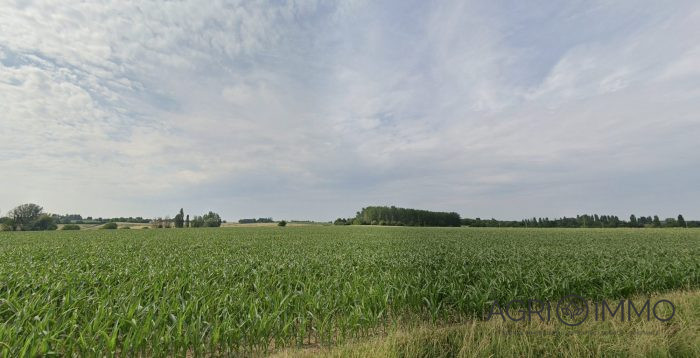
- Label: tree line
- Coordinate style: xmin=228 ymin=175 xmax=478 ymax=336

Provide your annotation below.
xmin=238 ymin=218 xmax=274 ymax=224
xmin=462 ymin=214 xmax=697 ymax=228
xmin=1 ymin=204 xmax=223 ymax=231
xmin=0 ymin=204 xmax=57 ymax=231
xmin=2 ymin=202 xmax=696 ymax=231
xmin=335 ymin=206 xmax=461 ymax=227
xmin=54 ymin=214 xmax=150 ymax=224
xmin=152 ymin=208 xmax=222 ymax=228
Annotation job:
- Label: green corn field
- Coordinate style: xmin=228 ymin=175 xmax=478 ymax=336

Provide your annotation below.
xmin=0 ymin=226 xmax=698 ymax=356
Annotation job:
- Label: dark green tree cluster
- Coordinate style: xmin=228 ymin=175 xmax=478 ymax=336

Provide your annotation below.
xmin=1 ymin=203 xmax=57 ymax=231
xmin=54 ymin=214 xmax=83 ymax=223
xmin=238 ymin=218 xmax=274 ymax=224
xmin=461 ymin=213 xmax=697 ymax=228
xmin=174 ymin=208 xmax=185 ymax=228
xmin=337 ymin=206 xmax=461 ymax=227
xmin=189 ymin=211 xmax=222 ymax=228
xmin=152 ymin=209 xmax=222 ymax=228
xmin=333 ymin=218 xmax=350 ymax=225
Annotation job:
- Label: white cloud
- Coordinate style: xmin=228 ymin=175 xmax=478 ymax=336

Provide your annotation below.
xmin=0 ymin=0 xmax=698 ymax=219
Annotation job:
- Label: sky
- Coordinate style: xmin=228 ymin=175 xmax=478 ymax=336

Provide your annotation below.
xmin=1 ymin=0 xmax=699 ymax=221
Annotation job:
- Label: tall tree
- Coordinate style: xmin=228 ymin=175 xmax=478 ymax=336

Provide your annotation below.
xmin=203 ymin=211 xmax=222 ymax=227
xmin=8 ymin=203 xmax=44 ymax=231
xmin=629 ymin=214 xmax=638 ymax=227
xmin=33 ymin=215 xmax=57 ymax=231
xmin=653 ymin=215 xmax=661 ymax=228
xmin=174 ymin=208 xmax=184 ymax=228
xmin=678 ymin=214 xmax=686 ymax=228
xmin=185 ymin=214 xmax=190 ymax=228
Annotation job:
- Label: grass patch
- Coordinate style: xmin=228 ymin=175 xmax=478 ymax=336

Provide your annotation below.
xmin=278 ymin=290 xmax=700 ymax=357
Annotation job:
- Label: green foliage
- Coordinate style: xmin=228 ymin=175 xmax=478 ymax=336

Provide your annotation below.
xmin=0 ymin=227 xmax=697 ymax=355
xmin=202 ymin=211 xmax=222 ymax=227
xmin=174 ymin=208 xmax=185 ymax=228
xmin=190 ymin=216 xmax=205 ymax=228
xmin=61 ymin=224 xmax=81 ymax=231
xmin=0 ymin=217 xmax=15 ymax=231
xmin=463 ymin=213 xmax=693 ymax=228
xmin=101 ymin=222 xmax=118 ymax=230
xmin=239 ymin=218 xmax=274 ymax=224
xmin=32 ymin=214 xmax=57 ymax=231
xmin=355 ymin=206 xmax=461 ymax=227
xmin=278 ymin=220 xmax=287 ymax=227
xmin=8 ymin=203 xmax=44 ymax=231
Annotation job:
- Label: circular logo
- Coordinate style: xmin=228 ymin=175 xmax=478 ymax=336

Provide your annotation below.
xmin=556 ymin=294 xmax=588 ymax=326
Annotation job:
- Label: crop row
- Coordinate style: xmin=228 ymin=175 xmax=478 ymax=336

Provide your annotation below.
xmin=0 ymin=227 xmax=698 ymax=356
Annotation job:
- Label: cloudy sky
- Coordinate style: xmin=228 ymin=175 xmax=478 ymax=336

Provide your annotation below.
xmin=1 ymin=0 xmax=699 ymax=221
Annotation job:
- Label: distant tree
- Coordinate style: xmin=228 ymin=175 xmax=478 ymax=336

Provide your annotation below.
xmin=191 ymin=216 xmax=204 ymax=228
xmin=629 ymin=215 xmax=638 ymax=227
xmin=0 ymin=217 xmax=16 ymax=231
xmin=678 ymin=214 xmax=686 ymax=228
xmin=8 ymin=203 xmax=44 ymax=231
xmin=185 ymin=214 xmax=190 ymax=228
xmin=33 ymin=214 xmax=57 ymax=231
xmin=653 ymin=215 xmax=661 ymax=228
xmin=202 ymin=211 xmax=222 ymax=227
xmin=664 ymin=218 xmax=678 ymax=227
xmin=333 ymin=218 xmax=347 ymax=225
xmin=174 ymin=208 xmax=184 ymax=228
xmin=278 ymin=220 xmax=287 ymax=227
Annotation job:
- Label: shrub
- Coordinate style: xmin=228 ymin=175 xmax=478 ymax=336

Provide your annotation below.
xmin=62 ymin=224 xmax=81 ymax=230
xmin=8 ymin=203 xmax=44 ymax=231
xmin=203 ymin=211 xmax=222 ymax=227
xmin=1 ymin=217 xmax=15 ymax=231
xmin=142 ymin=227 xmax=149 ymax=229
xmin=278 ymin=220 xmax=287 ymax=227
xmin=101 ymin=222 xmax=118 ymax=230
xmin=120 ymin=227 xmax=131 ymax=229
xmin=33 ymin=214 xmax=57 ymax=231
xmin=191 ymin=216 xmax=205 ymax=228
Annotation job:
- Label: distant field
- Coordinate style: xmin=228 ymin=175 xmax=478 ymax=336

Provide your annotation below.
xmin=0 ymin=227 xmax=698 ymax=356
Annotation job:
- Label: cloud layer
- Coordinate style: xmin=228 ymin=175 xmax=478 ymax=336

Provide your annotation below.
xmin=1 ymin=0 xmax=699 ymax=220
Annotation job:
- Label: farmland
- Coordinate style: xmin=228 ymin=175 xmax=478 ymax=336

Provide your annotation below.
xmin=0 ymin=227 xmax=699 ymax=356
